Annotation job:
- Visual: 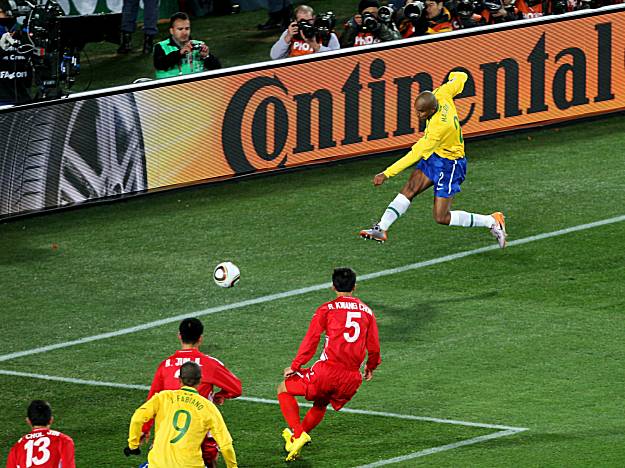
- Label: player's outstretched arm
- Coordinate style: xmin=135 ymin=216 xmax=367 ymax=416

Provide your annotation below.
xmin=436 ymin=71 xmax=468 ymax=100
xmin=383 ymin=130 xmax=441 ymax=179
xmin=373 ymin=172 xmax=388 ymax=186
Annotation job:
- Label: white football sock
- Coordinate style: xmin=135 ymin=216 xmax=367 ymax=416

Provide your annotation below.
xmin=378 ymin=194 xmax=411 ymax=231
xmin=449 ymin=211 xmax=495 ymax=228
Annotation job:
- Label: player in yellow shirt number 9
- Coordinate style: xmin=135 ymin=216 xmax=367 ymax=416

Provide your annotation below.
xmin=125 ymin=361 xmax=238 ymax=468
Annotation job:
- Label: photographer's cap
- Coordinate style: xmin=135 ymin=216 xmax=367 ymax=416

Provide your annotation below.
xmin=359 ymin=0 xmax=380 ymax=13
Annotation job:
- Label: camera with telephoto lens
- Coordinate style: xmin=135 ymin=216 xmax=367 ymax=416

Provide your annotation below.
xmin=360 ymin=12 xmax=379 ymax=32
xmin=455 ymin=0 xmax=476 ymax=17
xmin=579 ymin=0 xmax=600 ymax=9
xmin=297 ymin=19 xmax=316 ymax=39
xmin=377 ymin=5 xmax=394 ymax=23
xmin=314 ymin=11 xmax=335 ymax=42
xmin=404 ymin=1 xmax=425 ymax=22
xmin=482 ymin=0 xmax=503 ymax=13
xmin=482 ymin=0 xmax=503 ymax=11
xmin=551 ymin=0 xmax=567 ymax=13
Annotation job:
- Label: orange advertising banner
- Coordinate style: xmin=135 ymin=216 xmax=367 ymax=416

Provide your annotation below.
xmin=2 ymin=7 xmax=625 ymax=219
xmin=133 ymin=6 xmax=625 ymax=190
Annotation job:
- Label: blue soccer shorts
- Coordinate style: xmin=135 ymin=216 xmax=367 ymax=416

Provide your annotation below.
xmin=416 ymin=153 xmax=467 ymax=198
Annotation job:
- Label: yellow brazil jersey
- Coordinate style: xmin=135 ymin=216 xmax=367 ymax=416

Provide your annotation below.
xmin=383 ymin=71 xmax=468 ymax=178
xmin=128 ymin=387 xmax=237 ymax=468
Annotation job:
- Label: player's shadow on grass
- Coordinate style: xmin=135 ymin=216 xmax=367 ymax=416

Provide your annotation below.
xmin=0 ymin=242 xmax=62 ymax=266
xmin=370 ymin=291 xmax=499 ymax=342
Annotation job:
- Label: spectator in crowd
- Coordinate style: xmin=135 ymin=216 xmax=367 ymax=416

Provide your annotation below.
xmin=6 ymin=400 xmax=75 ymax=468
xmin=258 ymin=0 xmax=292 ymax=31
xmin=117 ymin=0 xmax=159 ymax=54
xmin=154 ymin=12 xmax=221 ymax=79
xmin=341 ymin=0 xmax=402 ymax=48
xmin=0 ymin=1 xmax=32 ymax=105
xmin=270 ymin=5 xmax=340 ymax=59
xmin=423 ymin=0 xmax=453 ymax=33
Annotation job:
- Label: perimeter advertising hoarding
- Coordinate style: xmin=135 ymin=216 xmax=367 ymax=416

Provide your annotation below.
xmin=1 ymin=7 xmax=624 ymax=219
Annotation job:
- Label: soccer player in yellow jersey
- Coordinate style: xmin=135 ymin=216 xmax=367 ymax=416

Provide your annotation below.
xmin=125 ymin=361 xmax=238 ymax=468
xmin=359 ymin=71 xmax=507 ymax=248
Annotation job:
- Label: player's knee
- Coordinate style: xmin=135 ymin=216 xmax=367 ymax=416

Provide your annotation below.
xmin=433 ymin=211 xmax=450 ymax=225
xmin=277 ymin=381 xmax=287 ymax=394
xmin=400 ymin=187 xmax=416 ymax=201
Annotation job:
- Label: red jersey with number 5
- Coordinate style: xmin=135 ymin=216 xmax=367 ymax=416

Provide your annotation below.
xmin=291 ymin=296 xmax=381 ymax=372
xmin=6 ymin=428 xmax=75 ymax=468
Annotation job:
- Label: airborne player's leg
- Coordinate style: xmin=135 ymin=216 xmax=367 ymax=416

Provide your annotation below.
xmin=430 ymin=156 xmax=507 ymax=248
xmin=359 ymin=169 xmax=433 ymax=242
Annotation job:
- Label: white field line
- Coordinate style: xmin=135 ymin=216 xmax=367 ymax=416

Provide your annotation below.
xmin=354 ymin=429 xmax=526 ymax=468
xmin=2 ymin=214 xmax=624 ymax=364
xmin=0 ymin=369 xmax=527 ymax=432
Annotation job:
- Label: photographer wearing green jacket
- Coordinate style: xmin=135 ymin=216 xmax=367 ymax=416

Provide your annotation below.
xmin=154 ymin=12 xmax=221 ymax=79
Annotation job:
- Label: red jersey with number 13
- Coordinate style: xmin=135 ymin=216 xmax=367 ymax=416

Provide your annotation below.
xmin=291 ymin=296 xmax=381 ymax=372
xmin=6 ymin=428 xmax=75 ymax=468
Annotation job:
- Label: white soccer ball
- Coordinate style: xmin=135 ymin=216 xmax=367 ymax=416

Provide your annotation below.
xmin=213 ymin=262 xmax=240 ymax=288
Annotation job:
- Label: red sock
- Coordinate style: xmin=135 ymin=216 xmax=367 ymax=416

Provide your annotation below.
xmin=302 ymin=404 xmax=327 ymax=434
xmin=278 ymin=392 xmax=302 ymax=437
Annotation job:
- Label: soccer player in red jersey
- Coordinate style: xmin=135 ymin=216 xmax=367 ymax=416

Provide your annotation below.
xmin=6 ymin=400 xmax=75 ymax=468
xmin=277 ymin=267 xmax=381 ymax=462
xmin=142 ymin=317 xmax=242 ymax=468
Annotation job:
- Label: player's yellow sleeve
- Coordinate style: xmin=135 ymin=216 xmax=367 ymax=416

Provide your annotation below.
xmin=128 ymin=393 xmax=161 ymax=449
xmin=435 ymin=72 xmax=468 ymax=100
xmin=383 ymin=129 xmax=441 ymax=178
xmin=207 ymin=404 xmax=238 ymax=468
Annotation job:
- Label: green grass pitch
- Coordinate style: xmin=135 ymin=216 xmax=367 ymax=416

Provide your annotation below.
xmin=1 ymin=115 xmax=625 ymax=466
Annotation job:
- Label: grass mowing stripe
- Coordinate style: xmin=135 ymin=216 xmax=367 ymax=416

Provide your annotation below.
xmin=354 ymin=429 xmax=526 ymax=468
xmin=0 ymin=369 xmax=527 ymax=431
xmin=2 ymin=213 xmax=624 ymax=364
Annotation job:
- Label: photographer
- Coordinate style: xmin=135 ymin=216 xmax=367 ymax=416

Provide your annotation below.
xmin=270 ymin=5 xmax=340 ymax=60
xmin=476 ymin=0 xmax=521 ymax=24
xmin=0 ymin=0 xmax=31 ymax=105
xmin=450 ymin=0 xmax=486 ymax=29
xmin=452 ymin=0 xmax=518 ymax=27
xmin=396 ymin=0 xmax=429 ymax=37
xmin=154 ymin=12 xmax=221 ymax=79
xmin=340 ymin=0 xmax=401 ymax=49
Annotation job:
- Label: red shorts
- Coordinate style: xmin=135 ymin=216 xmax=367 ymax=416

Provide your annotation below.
xmin=201 ymin=436 xmax=219 ymax=464
xmin=285 ymin=361 xmax=363 ymax=410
